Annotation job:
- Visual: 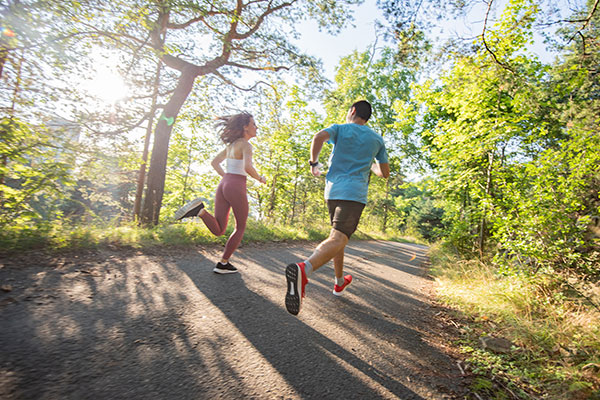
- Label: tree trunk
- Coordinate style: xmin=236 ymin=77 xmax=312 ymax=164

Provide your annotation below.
xmin=268 ymin=159 xmax=280 ymax=219
xmin=133 ymin=62 xmax=161 ymax=223
xmin=382 ymin=178 xmax=390 ymax=232
xmin=0 ymin=47 xmax=7 ymax=80
xmin=180 ymin=136 xmax=195 ymax=205
xmin=462 ymin=183 xmax=469 ymax=220
xmin=141 ymin=67 xmax=196 ymax=225
xmin=290 ymin=157 xmax=299 ymax=224
xmin=478 ymin=151 xmax=494 ymax=256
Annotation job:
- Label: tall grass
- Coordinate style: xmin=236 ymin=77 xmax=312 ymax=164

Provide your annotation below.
xmin=0 ymin=217 xmax=416 ymax=255
xmin=429 ymin=243 xmax=600 ymax=399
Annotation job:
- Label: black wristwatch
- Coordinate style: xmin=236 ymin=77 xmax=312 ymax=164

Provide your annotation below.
xmin=309 ymin=160 xmax=319 ymax=167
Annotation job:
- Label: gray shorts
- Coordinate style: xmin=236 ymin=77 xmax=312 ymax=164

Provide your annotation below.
xmin=327 ymin=200 xmax=365 ymax=238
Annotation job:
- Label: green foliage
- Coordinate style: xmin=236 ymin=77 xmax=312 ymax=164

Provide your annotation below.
xmin=0 ymin=117 xmax=76 ymax=227
xmin=0 ymin=217 xmax=353 ymax=255
xmin=403 ymin=0 xmax=599 ymax=275
xmin=430 ymin=244 xmax=600 ymax=399
xmin=420 ymin=5 xmax=600 ymax=393
xmin=492 ymin=130 xmax=600 ymax=275
xmin=406 ymin=197 xmax=444 ymax=241
xmin=161 ymin=117 xmax=219 ymax=221
xmin=250 ymin=81 xmax=329 ymax=226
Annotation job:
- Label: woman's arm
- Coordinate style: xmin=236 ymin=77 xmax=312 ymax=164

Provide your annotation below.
xmin=211 ymin=148 xmax=227 ymax=177
xmin=243 ymin=142 xmax=266 ymax=183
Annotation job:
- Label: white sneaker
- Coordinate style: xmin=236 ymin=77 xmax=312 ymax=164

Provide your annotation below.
xmin=174 ymin=197 xmax=206 ymax=220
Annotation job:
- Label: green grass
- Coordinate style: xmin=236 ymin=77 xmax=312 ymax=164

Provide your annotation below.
xmin=429 ymin=242 xmax=600 ymax=399
xmin=0 ymin=218 xmax=417 ymax=255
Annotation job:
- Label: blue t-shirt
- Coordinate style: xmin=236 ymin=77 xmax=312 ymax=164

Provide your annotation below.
xmin=323 ymin=123 xmax=388 ymax=204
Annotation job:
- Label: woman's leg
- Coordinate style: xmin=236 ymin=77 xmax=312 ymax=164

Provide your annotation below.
xmin=199 ymin=179 xmax=230 ymax=236
xmin=221 ymin=176 xmax=249 ymax=260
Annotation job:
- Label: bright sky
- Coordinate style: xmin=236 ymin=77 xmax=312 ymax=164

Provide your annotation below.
xmin=295 ymin=1 xmax=384 ymax=81
xmin=77 ymin=0 xmax=573 ymax=133
xmin=81 ymin=0 xmax=568 ymax=112
xmin=295 ymin=0 xmax=561 ymax=82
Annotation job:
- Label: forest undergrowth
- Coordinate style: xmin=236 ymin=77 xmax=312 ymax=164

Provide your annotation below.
xmin=430 ymin=243 xmax=600 ymax=400
xmin=0 ymin=218 xmax=418 ymax=256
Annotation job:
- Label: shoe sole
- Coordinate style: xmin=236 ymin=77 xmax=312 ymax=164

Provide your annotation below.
xmin=174 ymin=198 xmax=205 ymax=220
xmin=332 ymin=287 xmax=347 ymax=296
xmin=213 ymin=268 xmax=238 ymax=274
xmin=285 ymin=263 xmax=302 ymax=315
xmin=332 ymin=279 xmax=352 ymax=296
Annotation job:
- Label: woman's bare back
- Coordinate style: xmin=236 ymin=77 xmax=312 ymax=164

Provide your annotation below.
xmin=226 ymin=139 xmax=248 ymax=160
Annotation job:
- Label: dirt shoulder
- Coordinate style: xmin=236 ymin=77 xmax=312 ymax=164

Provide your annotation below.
xmin=0 ymin=240 xmax=469 ymax=399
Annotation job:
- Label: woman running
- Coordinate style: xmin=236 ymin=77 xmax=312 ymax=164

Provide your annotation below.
xmin=174 ymin=112 xmax=266 ymax=274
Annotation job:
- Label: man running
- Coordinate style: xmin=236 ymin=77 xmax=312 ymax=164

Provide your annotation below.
xmin=285 ymin=100 xmax=390 ymax=316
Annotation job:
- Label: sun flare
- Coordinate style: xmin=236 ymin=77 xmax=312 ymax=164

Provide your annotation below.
xmin=83 ymin=52 xmax=128 ymax=105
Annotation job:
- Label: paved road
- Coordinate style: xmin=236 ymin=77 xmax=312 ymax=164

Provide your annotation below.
xmin=0 ymin=240 xmax=466 ymax=399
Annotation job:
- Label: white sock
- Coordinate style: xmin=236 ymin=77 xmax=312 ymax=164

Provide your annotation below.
xmin=335 ymin=276 xmax=345 ymax=286
xmin=303 ymin=260 xmax=313 ymax=277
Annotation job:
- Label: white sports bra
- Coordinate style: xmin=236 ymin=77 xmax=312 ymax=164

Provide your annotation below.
xmin=226 ymin=158 xmax=247 ymax=176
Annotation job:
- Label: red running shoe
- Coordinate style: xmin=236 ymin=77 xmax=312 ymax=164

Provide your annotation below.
xmin=285 ymin=262 xmax=308 ymax=316
xmin=332 ymin=275 xmax=353 ymax=296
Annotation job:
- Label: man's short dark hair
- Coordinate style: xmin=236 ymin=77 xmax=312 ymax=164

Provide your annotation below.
xmin=351 ymin=100 xmax=372 ymax=121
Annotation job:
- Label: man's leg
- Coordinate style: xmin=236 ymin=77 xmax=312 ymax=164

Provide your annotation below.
xmin=332 ymin=246 xmax=345 ymax=280
xmin=315 ymin=200 xmax=362 ymax=296
xmin=285 ymin=200 xmax=362 ymax=315
xmin=285 ymin=229 xmax=348 ymax=316
xmin=332 ymin=245 xmax=353 ymax=296
xmin=307 ymin=229 xmax=349 ymax=272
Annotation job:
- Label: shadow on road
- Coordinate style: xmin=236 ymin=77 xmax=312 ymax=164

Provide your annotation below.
xmin=0 ymin=241 xmax=462 ymax=399
xmin=181 ymin=264 xmax=425 ymax=398
xmin=178 ymin=240 xmax=460 ymax=398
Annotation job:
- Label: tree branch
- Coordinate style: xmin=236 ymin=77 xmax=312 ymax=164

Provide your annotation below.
xmin=78 ymin=111 xmax=154 ymax=137
xmin=161 ymin=53 xmax=198 ymax=72
xmin=568 ymin=0 xmax=599 ymax=43
xmin=128 ymin=87 xmax=175 ymax=101
xmin=149 ymin=5 xmax=169 ymax=49
xmin=578 ymin=31 xmax=587 ymax=55
xmin=481 ymin=0 xmax=515 ymax=74
xmin=166 ymin=9 xmax=223 ymax=29
xmin=2 ymin=29 xmax=146 ymax=53
xmin=225 ymin=60 xmax=289 ymax=71
xmin=232 ymin=1 xmax=296 ymax=40
xmin=212 ymin=70 xmax=274 ymax=92
xmin=74 ymin=21 xmax=150 ymax=48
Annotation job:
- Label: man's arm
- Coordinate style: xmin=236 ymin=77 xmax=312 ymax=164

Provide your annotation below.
xmin=310 ymin=130 xmax=330 ymax=163
xmin=310 ymin=130 xmax=330 ymax=176
xmin=371 ymin=162 xmax=390 ymax=178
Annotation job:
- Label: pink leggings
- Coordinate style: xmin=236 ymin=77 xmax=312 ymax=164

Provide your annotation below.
xmin=200 ymin=174 xmax=248 ymax=260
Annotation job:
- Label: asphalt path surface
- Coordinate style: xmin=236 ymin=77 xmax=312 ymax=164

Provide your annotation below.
xmin=0 ymin=240 xmax=467 ymax=399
